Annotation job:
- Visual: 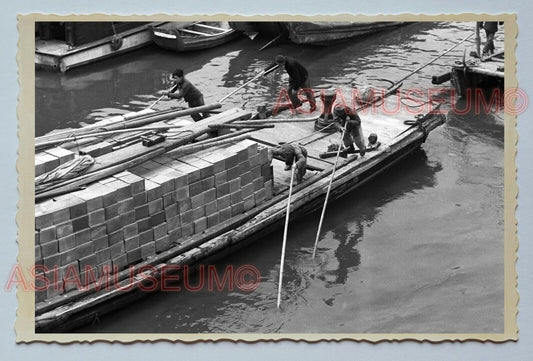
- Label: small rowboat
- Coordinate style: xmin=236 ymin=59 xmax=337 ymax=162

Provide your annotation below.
xmin=150 ymin=22 xmax=241 ymax=52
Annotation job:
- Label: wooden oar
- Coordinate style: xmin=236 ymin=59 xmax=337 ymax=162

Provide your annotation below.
xmin=218 ymin=64 xmax=279 ymax=103
xmin=277 ymin=161 xmax=296 ymax=308
xmin=312 ymin=127 xmax=347 ymax=259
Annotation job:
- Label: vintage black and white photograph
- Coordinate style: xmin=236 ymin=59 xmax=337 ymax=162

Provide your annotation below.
xmin=18 ymin=15 xmax=517 ymax=341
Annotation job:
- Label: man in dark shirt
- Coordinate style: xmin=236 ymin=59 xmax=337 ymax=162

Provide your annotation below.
xmin=165 ymin=68 xmax=208 ymax=121
xmin=268 ymin=143 xmax=308 ymax=183
xmin=333 ymin=105 xmax=366 ymax=156
xmin=274 ymin=55 xmax=316 ymax=112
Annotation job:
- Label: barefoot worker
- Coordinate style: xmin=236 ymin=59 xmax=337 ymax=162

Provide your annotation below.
xmin=333 ymin=105 xmax=366 ymax=156
xmin=271 ymin=55 xmax=316 ymax=112
xmin=268 ymin=143 xmax=308 ymax=183
xmin=165 ymin=68 xmax=209 ymax=121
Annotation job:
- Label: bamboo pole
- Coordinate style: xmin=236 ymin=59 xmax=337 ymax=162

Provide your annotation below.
xmin=218 ymin=64 xmax=279 ymax=103
xmin=208 ymin=123 xmax=274 ymax=129
xmin=147 ymin=83 xmax=179 ymax=110
xmin=394 ymin=32 xmax=474 ymax=86
xmin=230 ymin=117 xmax=318 ymax=125
xmin=312 ymin=127 xmax=348 ymax=259
xmin=259 ymin=35 xmax=281 ymax=51
xmin=277 ymin=162 xmax=296 ymax=308
xmin=36 ymin=103 xmax=220 ymax=144
xmin=35 ymin=125 xmax=186 ymax=149
xmin=167 ymin=132 xmax=253 ymax=157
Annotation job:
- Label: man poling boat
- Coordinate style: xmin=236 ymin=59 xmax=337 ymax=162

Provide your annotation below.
xmin=164 ymin=68 xmax=210 ymax=121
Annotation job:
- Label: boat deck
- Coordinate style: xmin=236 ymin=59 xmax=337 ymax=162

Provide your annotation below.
xmin=249 ymin=91 xmax=425 ymax=193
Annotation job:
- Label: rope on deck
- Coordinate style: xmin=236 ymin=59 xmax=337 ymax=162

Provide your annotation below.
xmin=35 ymin=154 xmax=95 ymax=190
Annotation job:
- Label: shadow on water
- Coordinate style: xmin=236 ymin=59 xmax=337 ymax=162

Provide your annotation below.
xmin=446 ymin=91 xmax=504 ymax=148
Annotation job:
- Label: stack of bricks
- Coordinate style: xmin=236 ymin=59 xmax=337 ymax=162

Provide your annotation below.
xmin=35 ymin=146 xmax=76 ymax=177
xmin=34 ymin=139 xmax=273 ymax=303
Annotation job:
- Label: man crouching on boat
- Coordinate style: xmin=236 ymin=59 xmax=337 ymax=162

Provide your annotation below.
xmin=268 ymin=143 xmax=308 ymax=183
xmin=165 ymin=68 xmax=209 ymax=121
xmin=333 ymin=105 xmax=366 ymax=156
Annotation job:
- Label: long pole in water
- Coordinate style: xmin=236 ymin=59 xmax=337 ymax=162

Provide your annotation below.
xmin=312 ymin=127 xmax=347 ymax=259
xmin=394 ymin=32 xmax=474 ymax=86
xmin=218 ymin=64 xmax=279 ymax=103
xmin=147 ymin=83 xmax=179 ymax=110
xmin=277 ymin=161 xmax=296 ymax=308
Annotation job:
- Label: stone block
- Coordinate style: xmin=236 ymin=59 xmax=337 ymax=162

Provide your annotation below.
xmin=126 ymin=247 xmax=142 ymax=264
xmin=229 ymin=178 xmax=241 ymax=193
xmin=254 ymin=188 xmax=266 ymax=205
xmin=106 ymin=216 xmax=123 ymax=234
xmin=216 ymin=182 xmax=230 ymax=197
xmin=138 ymin=229 xmax=154 ymax=245
xmin=40 ymin=240 xmax=58 ymax=258
xmin=153 ymin=223 xmax=167 ymax=240
xmin=243 ymin=195 xmax=255 ymax=211
xmin=155 ymin=235 xmax=171 ymax=253
xmin=147 ymin=198 xmax=163 ymax=215
xmin=55 ymin=221 xmax=74 ymax=239
xmin=124 ymin=235 xmax=140 ymax=252
xmin=71 ymin=215 xmax=89 ymax=232
xmin=149 ymin=211 xmax=165 ymax=228
xmin=207 ymin=212 xmax=219 ymax=228
xmin=141 ymin=242 xmax=156 ymax=260
xmin=88 ymin=209 xmax=106 ymax=227
xmin=231 ymin=202 xmax=244 ymax=217
xmin=108 ymin=229 xmax=124 ymax=246
xmin=193 ymin=217 xmax=207 ymax=234
xmin=112 ymin=253 xmax=129 ymax=272
xmin=166 ymin=214 xmax=180 ymax=232
xmin=58 ymin=234 xmax=77 ymax=252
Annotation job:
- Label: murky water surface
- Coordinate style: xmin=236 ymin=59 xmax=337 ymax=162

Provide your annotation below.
xmin=36 ymin=22 xmax=504 ymax=333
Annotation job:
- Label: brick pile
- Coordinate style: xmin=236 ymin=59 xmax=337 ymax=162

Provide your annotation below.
xmin=34 ymin=139 xmax=273 ymax=302
xmin=35 ymin=146 xmax=76 ymax=177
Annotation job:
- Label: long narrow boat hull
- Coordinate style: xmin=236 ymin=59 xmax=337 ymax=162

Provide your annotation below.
xmin=284 ymin=21 xmax=405 ymax=45
xmin=33 ymin=85 xmax=446 ymax=332
xmin=35 ymin=22 xmax=165 ymax=73
xmin=229 ymin=21 xmax=404 ymax=45
xmin=150 ymin=22 xmax=241 ymax=52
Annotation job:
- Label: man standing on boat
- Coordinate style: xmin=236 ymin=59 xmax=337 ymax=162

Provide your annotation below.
xmin=165 ymin=68 xmax=209 ymax=121
xmin=268 ymin=143 xmax=308 ymax=183
xmin=333 ymin=105 xmax=366 ymax=157
xmin=477 ymin=21 xmax=499 ymax=57
xmin=272 ymin=55 xmax=316 ymax=112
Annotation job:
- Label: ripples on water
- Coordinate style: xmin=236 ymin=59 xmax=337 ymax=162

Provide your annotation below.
xmin=35 ymin=22 xmax=504 ymax=334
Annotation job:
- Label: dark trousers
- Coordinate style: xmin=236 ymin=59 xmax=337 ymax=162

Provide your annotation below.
xmin=188 ymin=95 xmax=209 ymax=122
xmin=483 ymin=29 xmax=496 ymax=55
xmin=288 ymin=77 xmax=314 ymax=108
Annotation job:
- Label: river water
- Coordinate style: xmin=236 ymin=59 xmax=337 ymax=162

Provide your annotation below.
xmin=36 ymin=21 xmax=505 ymax=334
